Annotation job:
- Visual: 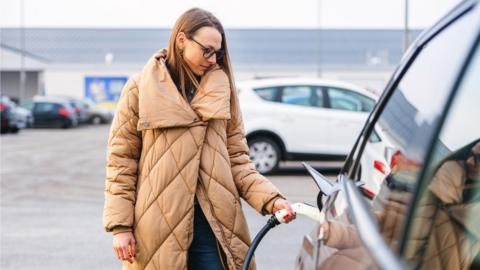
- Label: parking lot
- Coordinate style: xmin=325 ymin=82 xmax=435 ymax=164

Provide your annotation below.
xmin=0 ymin=125 xmax=338 ymax=270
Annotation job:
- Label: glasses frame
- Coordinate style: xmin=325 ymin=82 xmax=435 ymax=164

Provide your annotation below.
xmin=189 ymin=37 xmax=224 ymax=62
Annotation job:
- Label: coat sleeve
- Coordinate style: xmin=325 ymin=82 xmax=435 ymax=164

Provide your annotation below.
xmin=103 ymin=77 xmax=142 ymax=233
xmin=324 ymin=221 xmax=362 ymax=250
xmin=227 ymin=92 xmax=285 ymax=215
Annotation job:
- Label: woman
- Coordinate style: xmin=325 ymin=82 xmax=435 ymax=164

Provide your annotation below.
xmin=103 ymin=8 xmax=295 ymax=270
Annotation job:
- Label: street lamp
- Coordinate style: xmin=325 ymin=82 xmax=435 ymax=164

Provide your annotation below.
xmin=316 ymin=0 xmax=322 ymax=77
xmin=19 ymin=0 xmax=26 ymax=102
xmin=404 ymin=0 xmax=410 ymax=52
xmin=105 ymin=52 xmax=114 ymax=66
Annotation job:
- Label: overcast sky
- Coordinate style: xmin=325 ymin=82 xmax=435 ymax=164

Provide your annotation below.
xmin=1 ymin=0 xmax=462 ymax=29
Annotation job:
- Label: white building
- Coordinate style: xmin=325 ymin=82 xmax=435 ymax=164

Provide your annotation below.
xmin=1 ymin=28 xmax=420 ymax=104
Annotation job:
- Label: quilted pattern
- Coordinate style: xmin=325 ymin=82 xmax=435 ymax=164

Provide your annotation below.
xmin=403 ymin=161 xmax=480 ymax=269
xmin=103 ymin=53 xmax=284 ymax=270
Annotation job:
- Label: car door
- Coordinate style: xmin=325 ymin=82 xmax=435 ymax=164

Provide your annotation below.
xmin=324 ymin=87 xmax=375 ymax=155
xmin=275 ymin=85 xmax=330 ymax=154
xmin=295 ymin=2 xmax=480 ymax=269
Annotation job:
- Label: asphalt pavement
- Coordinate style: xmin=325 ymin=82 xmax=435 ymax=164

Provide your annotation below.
xmin=0 ymin=125 xmax=339 ymax=270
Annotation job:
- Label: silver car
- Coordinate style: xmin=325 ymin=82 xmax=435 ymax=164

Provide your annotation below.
xmin=296 ymin=1 xmax=480 ymax=269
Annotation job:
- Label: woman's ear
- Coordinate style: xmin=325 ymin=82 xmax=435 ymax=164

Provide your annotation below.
xmin=176 ymin=32 xmax=187 ymax=51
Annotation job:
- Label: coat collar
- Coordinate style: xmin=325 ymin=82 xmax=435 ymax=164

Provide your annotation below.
xmin=136 ymin=50 xmax=231 ymax=131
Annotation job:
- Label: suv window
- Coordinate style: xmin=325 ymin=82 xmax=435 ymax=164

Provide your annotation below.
xmin=253 ymin=87 xmax=279 ymax=101
xmin=402 ymin=40 xmax=480 ymax=270
xmin=311 ymin=87 xmax=324 ymax=108
xmin=272 ymin=85 xmax=326 ymax=108
xmin=327 ymin=87 xmax=374 ymax=112
xmin=281 ymin=86 xmax=311 ymax=106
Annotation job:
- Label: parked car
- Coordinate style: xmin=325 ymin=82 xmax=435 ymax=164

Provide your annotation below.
xmin=237 ymin=78 xmax=378 ymax=174
xmin=356 ymin=126 xmax=395 ymax=198
xmin=78 ymin=98 xmax=114 ymax=125
xmin=296 ymin=1 xmax=480 ymax=269
xmin=22 ymin=96 xmax=79 ymax=128
xmin=14 ymin=106 xmax=33 ymax=129
xmin=49 ymin=95 xmax=90 ymax=124
xmin=0 ymin=96 xmax=20 ymax=134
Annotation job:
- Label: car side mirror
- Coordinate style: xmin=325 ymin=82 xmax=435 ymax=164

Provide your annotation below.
xmin=302 ymin=162 xmax=364 ymax=210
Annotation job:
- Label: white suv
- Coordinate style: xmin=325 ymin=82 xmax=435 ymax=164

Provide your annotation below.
xmin=237 ymin=78 xmax=378 ymax=174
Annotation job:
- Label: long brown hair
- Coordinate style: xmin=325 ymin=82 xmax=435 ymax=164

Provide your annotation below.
xmin=166 ymin=8 xmax=239 ymax=117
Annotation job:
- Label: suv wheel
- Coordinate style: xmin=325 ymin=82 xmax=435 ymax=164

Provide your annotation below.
xmin=91 ymin=115 xmax=103 ymax=125
xmin=248 ymin=137 xmax=281 ymax=174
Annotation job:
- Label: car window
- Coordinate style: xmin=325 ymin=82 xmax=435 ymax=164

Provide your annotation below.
xmin=323 ymin=8 xmax=480 ymax=269
xmin=366 ymin=8 xmax=479 ymax=246
xmin=312 ymin=87 xmax=325 ymax=108
xmin=84 ymin=99 xmax=95 ymax=108
xmin=402 ymin=39 xmax=480 ymax=270
xmin=34 ymin=102 xmax=55 ymax=113
xmin=281 ymin=86 xmax=311 ymax=107
xmin=327 ymin=87 xmax=374 ymax=112
xmin=78 ymin=100 xmax=89 ymax=109
xmin=20 ymin=102 xmax=35 ymax=111
xmin=253 ymin=87 xmax=279 ymax=101
xmin=369 ymin=129 xmax=382 ymax=143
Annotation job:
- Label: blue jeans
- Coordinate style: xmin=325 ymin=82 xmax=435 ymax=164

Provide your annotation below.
xmin=188 ymin=203 xmax=224 ymax=270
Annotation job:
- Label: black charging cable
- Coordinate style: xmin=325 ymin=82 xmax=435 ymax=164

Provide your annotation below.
xmin=242 ymin=215 xmax=281 ymax=270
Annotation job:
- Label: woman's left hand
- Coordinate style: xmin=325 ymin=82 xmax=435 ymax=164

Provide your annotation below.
xmin=272 ymin=198 xmax=296 ymax=223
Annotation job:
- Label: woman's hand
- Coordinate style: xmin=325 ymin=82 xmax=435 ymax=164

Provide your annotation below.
xmin=113 ymin=232 xmax=136 ymax=264
xmin=318 ymin=220 xmax=330 ymax=241
xmin=272 ymin=198 xmax=296 ymax=223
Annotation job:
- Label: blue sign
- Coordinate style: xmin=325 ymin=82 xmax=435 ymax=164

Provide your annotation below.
xmin=85 ymin=76 xmax=128 ymax=108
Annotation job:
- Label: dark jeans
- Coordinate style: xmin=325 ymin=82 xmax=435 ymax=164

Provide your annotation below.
xmin=188 ymin=203 xmax=224 ymax=270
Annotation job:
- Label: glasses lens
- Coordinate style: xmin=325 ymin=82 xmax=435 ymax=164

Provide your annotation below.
xmin=203 ymin=48 xmax=214 ymax=58
xmin=215 ymin=50 xmax=224 ymax=62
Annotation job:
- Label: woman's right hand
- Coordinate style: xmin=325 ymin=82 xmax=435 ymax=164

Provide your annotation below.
xmin=113 ymin=232 xmax=136 ymax=263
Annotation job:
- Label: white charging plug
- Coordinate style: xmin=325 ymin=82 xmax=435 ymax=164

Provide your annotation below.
xmin=274 ymin=202 xmax=325 ymax=224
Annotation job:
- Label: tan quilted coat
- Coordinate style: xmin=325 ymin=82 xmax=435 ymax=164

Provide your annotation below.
xmin=103 ymin=52 xmax=284 ymax=270
xmin=322 ymin=160 xmax=480 ymax=269
xmin=404 ymin=160 xmax=480 ymax=270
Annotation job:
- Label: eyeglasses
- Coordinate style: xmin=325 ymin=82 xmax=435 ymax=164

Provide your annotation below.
xmin=189 ymin=37 xmax=224 ymax=62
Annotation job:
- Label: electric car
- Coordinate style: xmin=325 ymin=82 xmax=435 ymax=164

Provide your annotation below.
xmin=296 ymin=1 xmax=480 ymax=269
xmin=236 ymin=78 xmax=377 ymax=174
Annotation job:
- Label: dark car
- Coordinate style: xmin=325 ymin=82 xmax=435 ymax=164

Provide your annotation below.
xmin=0 ymin=96 xmax=20 ymax=134
xmin=296 ymin=1 xmax=480 ymax=269
xmin=49 ymin=96 xmax=90 ymax=124
xmin=23 ymin=97 xmax=79 ymax=128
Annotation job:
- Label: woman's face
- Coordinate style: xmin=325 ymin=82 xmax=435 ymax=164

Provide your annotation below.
xmin=178 ymin=26 xmax=222 ymax=76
